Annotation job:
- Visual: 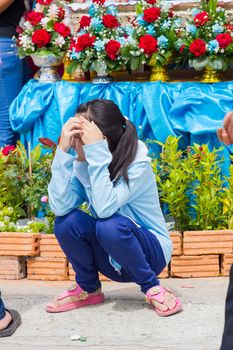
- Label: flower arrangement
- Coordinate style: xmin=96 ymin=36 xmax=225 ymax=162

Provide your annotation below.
xmin=16 ymin=0 xmax=72 ymax=58
xmin=67 ymin=0 xmax=128 ymax=79
xmin=176 ymin=0 xmax=233 ymax=74
xmin=121 ymin=0 xmax=182 ymax=75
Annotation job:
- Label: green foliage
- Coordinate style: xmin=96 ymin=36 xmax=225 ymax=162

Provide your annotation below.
xmin=154 ymin=136 xmax=231 ymax=231
xmin=0 ymin=141 xmax=53 ymax=221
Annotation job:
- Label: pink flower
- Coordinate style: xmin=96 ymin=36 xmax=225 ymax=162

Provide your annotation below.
xmin=41 ymin=196 xmax=48 ymax=203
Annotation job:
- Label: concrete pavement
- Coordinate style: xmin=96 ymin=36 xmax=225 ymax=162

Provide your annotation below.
xmin=0 ymin=278 xmax=229 ymax=350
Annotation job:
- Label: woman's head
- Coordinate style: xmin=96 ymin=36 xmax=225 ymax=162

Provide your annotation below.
xmin=77 ymin=99 xmax=138 ymax=183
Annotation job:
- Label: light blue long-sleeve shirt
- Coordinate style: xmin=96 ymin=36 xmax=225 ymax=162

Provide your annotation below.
xmin=48 ymin=140 xmax=172 ymax=264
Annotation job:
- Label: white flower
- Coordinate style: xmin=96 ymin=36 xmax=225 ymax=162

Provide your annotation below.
xmin=48 ymin=4 xmax=59 ymax=20
xmin=34 ymin=3 xmax=43 ymax=12
xmin=0 ymin=222 xmax=5 ymax=228
xmin=4 ymin=216 xmax=10 ymax=221
xmin=40 ymin=17 xmax=50 ymax=28
xmin=54 ymin=35 xmax=66 ymax=48
xmin=24 ymin=21 xmax=34 ymax=31
xmin=7 ymin=207 xmax=13 ymax=213
xmin=63 ymin=18 xmax=71 ymax=27
xmin=19 ymin=34 xmax=32 ymax=49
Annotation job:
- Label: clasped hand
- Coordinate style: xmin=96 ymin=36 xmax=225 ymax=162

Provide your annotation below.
xmin=59 ymin=116 xmax=104 ymax=153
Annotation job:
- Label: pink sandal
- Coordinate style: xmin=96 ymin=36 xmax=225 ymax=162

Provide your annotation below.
xmin=46 ymin=284 xmax=105 ymax=313
xmin=145 ymin=286 xmax=182 ymax=317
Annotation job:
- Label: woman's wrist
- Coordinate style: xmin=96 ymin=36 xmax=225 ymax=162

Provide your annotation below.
xmin=58 ymin=144 xmax=70 ymax=153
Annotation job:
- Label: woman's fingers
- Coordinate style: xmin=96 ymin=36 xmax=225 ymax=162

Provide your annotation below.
xmin=217 ymin=128 xmax=223 ymax=142
xmin=221 ymin=128 xmax=232 ymax=145
xmin=223 ymin=111 xmax=233 ymax=130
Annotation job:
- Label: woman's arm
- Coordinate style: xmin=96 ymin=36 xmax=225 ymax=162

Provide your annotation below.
xmin=48 ymin=147 xmax=86 ymax=216
xmin=0 ymin=0 xmax=14 ymax=14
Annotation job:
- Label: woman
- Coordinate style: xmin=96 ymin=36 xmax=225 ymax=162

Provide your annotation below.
xmin=47 ymin=99 xmax=182 ymax=317
xmin=0 ymin=0 xmax=26 ymax=147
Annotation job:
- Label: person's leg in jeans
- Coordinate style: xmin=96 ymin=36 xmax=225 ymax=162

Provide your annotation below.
xmin=0 ymin=292 xmax=6 ymax=322
xmin=0 ymin=291 xmax=21 ymax=336
xmin=48 ymin=209 xmax=174 ymax=312
xmin=220 ymin=264 xmax=233 ymax=350
xmin=0 ymin=38 xmax=23 ymax=147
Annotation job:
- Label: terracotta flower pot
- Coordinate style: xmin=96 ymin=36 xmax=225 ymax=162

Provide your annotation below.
xmin=40 ymin=233 xmax=65 ymax=258
xmin=171 ymin=255 xmax=219 ymax=278
xmin=27 ymin=257 xmax=69 ymax=281
xmin=221 ymin=254 xmax=233 ymax=277
xmin=183 ymin=230 xmax=233 ymax=255
xmin=0 ymin=256 xmax=26 ymax=280
xmin=170 ymin=231 xmax=182 ymax=256
xmin=0 ymin=232 xmax=40 ymax=257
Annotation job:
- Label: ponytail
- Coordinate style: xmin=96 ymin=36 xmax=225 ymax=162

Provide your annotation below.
xmin=109 ymin=119 xmax=138 ymax=184
xmin=77 ymin=99 xmax=138 ymax=185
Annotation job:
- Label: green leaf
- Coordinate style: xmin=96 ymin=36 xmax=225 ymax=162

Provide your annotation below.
xmin=130 ymin=56 xmax=140 ymax=71
xmin=31 ymin=144 xmax=41 ymax=163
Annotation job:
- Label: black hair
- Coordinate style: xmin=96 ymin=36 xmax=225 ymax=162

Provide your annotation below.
xmin=77 ymin=99 xmax=138 ymax=184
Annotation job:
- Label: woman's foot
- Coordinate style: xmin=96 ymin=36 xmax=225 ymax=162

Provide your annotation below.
xmin=46 ymin=284 xmax=105 ymax=313
xmin=0 ymin=311 xmax=12 ymax=331
xmin=145 ymin=285 xmax=182 ymax=317
xmin=47 ymin=286 xmax=102 ymax=309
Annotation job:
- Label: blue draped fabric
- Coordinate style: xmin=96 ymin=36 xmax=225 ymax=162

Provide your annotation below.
xmin=9 ymin=80 xmax=233 ymax=174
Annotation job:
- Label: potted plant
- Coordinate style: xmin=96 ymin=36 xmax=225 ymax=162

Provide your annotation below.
xmin=122 ymin=0 xmax=181 ymax=81
xmin=175 ymin=0 xmax=233 ymax=82
xmin=153 ymin=136 xmax=233 ymax=277
xmin=16 ymin=0 xmax=72 ymax=82
xmin=67 ymin=0 xmax=128 ymax=83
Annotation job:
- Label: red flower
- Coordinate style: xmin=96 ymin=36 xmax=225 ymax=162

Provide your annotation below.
xmin=194 ymin=12 xmax=209 ymax=27
xmin=179 ymin=44 xmax=186 ymax=54
xmin=93 ymin=0 xmax=105 ymax=4
xmin=102 ymin=14 xmax=119 ymax=28
xmin=74 ymin=33 xmax=96 ymax=52
xmin=190 ymin=39 xmax=206 ymax=57
xmin=105 ymin=40 xmax=121 ymax=60
xmin=146 ymin=0 xmax=157 ymax=4
xmin=36 ymin=0 xmax=53 ymax=5
xmin=216 ymin=33 xmax=232 ymax=49
xmin=32 ymin=29 xmax=51 ymax=48
xmin=143 ymin=7 xmax=161 ymax=23
xmin=138 ymin=34 xmax=158 ymax=56
xmin=79 ymin=15 xmax=91 ymax=29
xmin=168 ymin=9 xmax=174 ymax=17
xmin=16 ymin=26 xmax=23 ymax=34
xmin=225 ymin=24 xmax=233 ymax=32
xmin=54 ymin=22 xmax=71 ymax=38
xmin=25 ymin=11 xmax=44 ymax=26
xmin=2 ymin=145 xmax=16 ymax=156
xmin=58 ymin=7 xmax=65 ymax=20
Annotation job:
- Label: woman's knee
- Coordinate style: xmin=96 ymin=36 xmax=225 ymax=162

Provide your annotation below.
xmin=54 ymin=210 xmax=81 ymax=241
xmin=54 ymin=209 xmax=95 ymax=242
xmin=96 ymin=215 xmax=129 ymax=245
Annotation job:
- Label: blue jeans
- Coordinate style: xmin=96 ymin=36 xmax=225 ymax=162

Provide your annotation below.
xmin=0 ymin=38 xmax=23 ymax=147
xmin=54 ymin=210 xmax=166 ymax=294
xmin=0 ymin=292 xmax=6 ymax=320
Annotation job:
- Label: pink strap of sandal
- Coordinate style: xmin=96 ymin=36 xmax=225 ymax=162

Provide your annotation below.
xmin=46 ymin=284 xmax=105 ymax=313
xmin=145 ymin=285 xmax=182 ymax=317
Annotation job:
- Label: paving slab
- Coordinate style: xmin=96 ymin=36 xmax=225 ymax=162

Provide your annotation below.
xmin=0 ymin=278 xmax=229 ymax=350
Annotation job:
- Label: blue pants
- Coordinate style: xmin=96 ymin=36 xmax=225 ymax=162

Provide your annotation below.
xmin=0 ymin=292 xmax=6 ymax=320
xmin=54 ymin=210 xmax=166 ymax=294
xmin=0 ymin=38 xmax=23 ymax=147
